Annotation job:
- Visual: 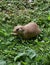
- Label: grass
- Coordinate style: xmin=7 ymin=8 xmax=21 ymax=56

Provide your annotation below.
xmin=0 ymin=0 xmax=50 ymax=65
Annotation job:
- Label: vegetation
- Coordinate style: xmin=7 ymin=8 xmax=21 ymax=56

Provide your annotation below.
xmin=0 ymin=0 xmax=50 ymax=65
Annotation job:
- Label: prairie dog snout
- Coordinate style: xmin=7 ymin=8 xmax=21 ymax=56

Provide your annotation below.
xmin=12 ymin=22 xmax=41 ymax=39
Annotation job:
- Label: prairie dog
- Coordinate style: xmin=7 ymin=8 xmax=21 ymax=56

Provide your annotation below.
xmin=12 ymin=22 xmax=41 ymax=39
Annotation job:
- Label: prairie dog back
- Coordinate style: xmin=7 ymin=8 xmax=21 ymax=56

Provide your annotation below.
xmin=24 ymin=22 xmax=41 ymax=34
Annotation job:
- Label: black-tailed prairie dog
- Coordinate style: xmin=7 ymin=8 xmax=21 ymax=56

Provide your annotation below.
xmin=12 ymin=22 xmax=41 ymax=39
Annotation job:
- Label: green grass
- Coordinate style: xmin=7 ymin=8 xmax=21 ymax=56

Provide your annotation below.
xmin=0 ymin=0 xmax=50 ymax=65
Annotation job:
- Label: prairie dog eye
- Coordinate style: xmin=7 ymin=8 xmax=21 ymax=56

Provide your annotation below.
xmin=16 ymin=28 xmax=19 ymax=31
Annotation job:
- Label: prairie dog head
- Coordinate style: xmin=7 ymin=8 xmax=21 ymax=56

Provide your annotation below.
xmin=12 ymin=25 xmax=24 ymax=35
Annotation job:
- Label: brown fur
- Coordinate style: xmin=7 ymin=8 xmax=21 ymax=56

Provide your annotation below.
xmin=12 ymin=22 xmax=41 ymax=39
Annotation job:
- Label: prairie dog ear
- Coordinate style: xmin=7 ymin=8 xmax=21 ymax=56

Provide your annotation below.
xmin=18 ymin=28 xmax=23 ymax=32
xmin=19 ymin=28 xmax=24 ymax=32
xmin=19 ymin=28 xmax=22 ymax=31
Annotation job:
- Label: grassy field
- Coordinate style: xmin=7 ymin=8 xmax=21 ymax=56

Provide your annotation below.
xmin=0 ymin=0 xmax=50 ymax=65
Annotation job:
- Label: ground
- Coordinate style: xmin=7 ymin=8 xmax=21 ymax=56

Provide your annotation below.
xmin=0 ymin=0 xmax=50 ymax=65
